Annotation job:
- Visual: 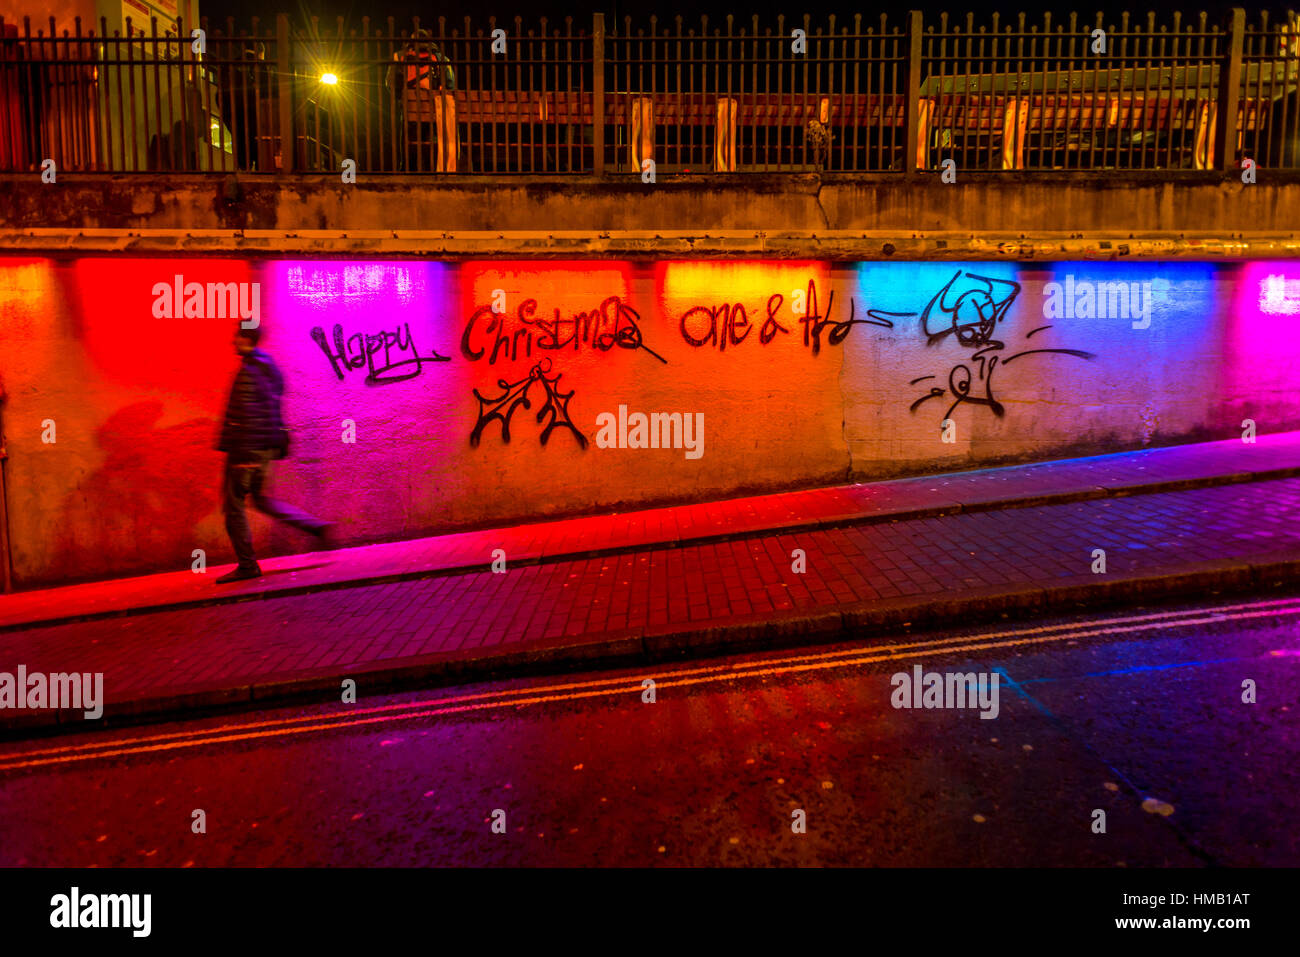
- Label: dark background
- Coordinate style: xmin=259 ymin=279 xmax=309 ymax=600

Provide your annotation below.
xmin=198 ymin=1 xmax=1297 ymax=31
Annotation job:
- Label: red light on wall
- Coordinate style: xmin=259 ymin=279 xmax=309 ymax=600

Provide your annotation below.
xmin=71 ymin=258 xmax=257 ymax=400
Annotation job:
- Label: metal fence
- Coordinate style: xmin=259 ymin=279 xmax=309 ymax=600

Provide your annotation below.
xmin=1 ymin=9 xmax=1297 ymax=176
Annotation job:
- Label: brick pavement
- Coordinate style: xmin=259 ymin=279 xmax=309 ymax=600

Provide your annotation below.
xmin=3 ymin=475 xmax=1300 ymax=730
xmin=3 ymin=430 xmax=1300 ymax=631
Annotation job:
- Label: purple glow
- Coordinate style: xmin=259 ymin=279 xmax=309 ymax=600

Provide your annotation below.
xmin=1258 ymin=273 xmax=1300 ymax=315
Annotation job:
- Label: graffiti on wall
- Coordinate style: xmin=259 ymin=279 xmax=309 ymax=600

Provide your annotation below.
xmin=461 ymin=295 xmax=668 ymax=365
xmin=461 ymin=293 xmax=668 ymax=447
xmin=311 ymin=322 xmax=451 ymax=385
xmin=679 ymin=279 xmax=903 ymax=355
xmin=908 ymin=270 xmax=1096 ymax=422
xmin=469 ymin=358 xmax=589 ymax=448
xmin=303 ymin=269 xmax=1103 ymax=448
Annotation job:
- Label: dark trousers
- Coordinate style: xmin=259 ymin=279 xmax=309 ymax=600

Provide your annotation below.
xmin=222 ymin=450 xmax=324 ymax=567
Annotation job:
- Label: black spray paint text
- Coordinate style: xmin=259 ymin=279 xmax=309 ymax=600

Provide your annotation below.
xmin=680 ymin=280 xmax=902 ymax=355
xmin=311 ymin=322 xmax=452 ymax=386
xmin=462 ymin=295 xmax=667 ymax=365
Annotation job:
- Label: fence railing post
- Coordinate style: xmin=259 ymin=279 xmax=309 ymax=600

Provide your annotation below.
xmin=592 ymin=12 xmax=605 ymax=176
xmin=904 ymin=10 xmax=924 ymax=176
xmin=276 ymin=13 xmax=294 ymax=173
xmin=1215 ymin=7 xmax=1245 ymax=171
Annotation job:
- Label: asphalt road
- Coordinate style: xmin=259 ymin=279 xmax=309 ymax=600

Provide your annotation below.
xmin=1 ymin=591 xmax=1297 ymax=867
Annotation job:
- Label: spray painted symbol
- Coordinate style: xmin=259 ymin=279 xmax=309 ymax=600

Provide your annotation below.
xmin=469 ymin=358 xmax=588 ymax=448
xmin=909 ymin=270 xmax=1095 ymax=421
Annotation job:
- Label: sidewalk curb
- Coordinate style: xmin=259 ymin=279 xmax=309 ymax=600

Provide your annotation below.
xmin=6 ymin=553 xmax=1298 ymax=738
xmin=5 ymin=464 xmax=1300 ymax=635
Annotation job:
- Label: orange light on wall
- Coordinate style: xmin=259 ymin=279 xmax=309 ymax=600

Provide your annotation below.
xmin=458 ymin=261 xmax=640 ymax=371
xmin=655 ymin=260 xmax=833 ymax=354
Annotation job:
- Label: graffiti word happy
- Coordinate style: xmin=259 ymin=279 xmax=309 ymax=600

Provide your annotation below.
xmin=311 ymin=322 xmax=451 ymax=385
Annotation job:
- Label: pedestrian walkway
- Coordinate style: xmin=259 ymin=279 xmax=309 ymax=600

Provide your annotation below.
xmin=3 ymin=431 xmax=1299 ymax=632
xmin=2 ymin=434 xmax=1300 ymax=732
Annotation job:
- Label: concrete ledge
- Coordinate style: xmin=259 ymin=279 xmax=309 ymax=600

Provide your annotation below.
xmin=2 ymin=228 xmax=1297 ymax=260
xmin=3 ymin=172 xmax=1299 ymax=255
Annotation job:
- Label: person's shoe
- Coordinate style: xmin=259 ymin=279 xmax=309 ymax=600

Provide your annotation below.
xmin=216 ymin=563 xmax=262 ymax=584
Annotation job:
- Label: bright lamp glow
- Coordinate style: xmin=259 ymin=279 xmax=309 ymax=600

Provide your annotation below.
xmin=320 ymin=72 xmax=339 ymax=85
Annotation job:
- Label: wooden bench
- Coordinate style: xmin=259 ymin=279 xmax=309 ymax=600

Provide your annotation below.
xmin=932 ymin=92 xmax=1271 ymax=169
xmin=608 ymin=92 xmax=914 ymax=171
xmin=403 ymin=88 xmax=915 ymax=171
xmin=399 ymin=86 xmax=1274 ymax=172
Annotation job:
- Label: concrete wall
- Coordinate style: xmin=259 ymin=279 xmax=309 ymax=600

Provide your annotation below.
xmin=2 ymin=255 xmax=1298 ymax=587
xmin=2 ymin=173 xmax=1300 ymax=245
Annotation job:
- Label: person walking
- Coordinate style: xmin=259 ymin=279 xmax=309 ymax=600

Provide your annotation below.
xmin=216 ymin=323 xmax=332 ymax=584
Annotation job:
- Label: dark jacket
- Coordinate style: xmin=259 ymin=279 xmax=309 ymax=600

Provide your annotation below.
xmin=218 ymin=348 xmax=288 ymax=457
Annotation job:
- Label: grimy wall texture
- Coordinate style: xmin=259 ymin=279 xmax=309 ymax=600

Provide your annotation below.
xmin=2 ymin=255 xmax=1296 ymax=587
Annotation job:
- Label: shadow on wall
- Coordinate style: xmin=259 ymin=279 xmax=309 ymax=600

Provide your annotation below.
xmin=51 ymin=401 xmax=221 ymax=584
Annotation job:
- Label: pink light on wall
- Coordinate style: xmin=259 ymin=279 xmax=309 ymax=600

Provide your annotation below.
xmin=1224 ymin=262 xmax=1300 ymax=430
xmin=1258 ymin=273 xmax=1300 ymax=315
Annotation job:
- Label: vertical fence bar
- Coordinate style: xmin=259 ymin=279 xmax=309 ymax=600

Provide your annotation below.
xmin=1216 ymin=7 xmax=1245 ymax=170
xmin=47 ymin=22 xmax=62 ymax=169
xmin=148 ymin=17 xmax=163 ymax=168
xmin=110 ymin=19 xmax=126 ymax=169
xmin=73 ymin=17 xmax=90 ymax=167
xmin=1088 ymin=12 xmax=1103 ymax=168
xmin=592 ymin=12 xmax=604 ymax=176
xmin=904 ymin=9 xmax=922 ymax=175
xmin=1248 ymin=14 xmax=1267 ymax=166
xmin=275 ymin=13 xmax=292 ymax=171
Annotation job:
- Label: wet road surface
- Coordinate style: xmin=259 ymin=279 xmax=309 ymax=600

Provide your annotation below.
xmin=1 ymin=591 xmax=1297 ymax=867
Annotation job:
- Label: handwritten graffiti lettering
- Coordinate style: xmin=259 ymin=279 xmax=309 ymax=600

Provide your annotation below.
xmin=680 ymin=297 xmax=787 ymax=349
xmin=680 ymin=281 xmax=901 ymax=355
xmin=311 ymin=322 xmax=451 ymax=386
xmin=909 ymin=270 xmax=1095 ymax=421
xmin=469 ymin=358 xmax=588 ymax=448
xmin=798 ymin=281 xmax=903 ymax=356
xmin=461 ymin=295 xmax=666 ymax=366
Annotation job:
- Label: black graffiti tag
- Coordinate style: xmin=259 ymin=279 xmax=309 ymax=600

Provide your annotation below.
xmin=909 ymin=270 xmax=1095 ymax=422
xmin=680 ymin=280 xmax=901 ymax=354
xmin=469 ymin=358 xmax=588 ymax=449
xmin=311 ymin=322 xmax=451 ymax=386
xmin=462 ymin=295 xmax=667 ymax=366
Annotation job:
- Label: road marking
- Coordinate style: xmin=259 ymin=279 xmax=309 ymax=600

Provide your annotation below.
xmin=1 ymin=595 xmax=1297 ymax=772
xmin=12 ymin=593 xmax=1298 ymax=758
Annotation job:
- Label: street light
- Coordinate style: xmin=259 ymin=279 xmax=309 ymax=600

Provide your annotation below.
xmin=320 ymin=72 xmax=339 ymax=86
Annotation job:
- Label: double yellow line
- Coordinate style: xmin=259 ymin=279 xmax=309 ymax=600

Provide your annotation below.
xmin=1 ymin=596 xmax=1297 ymax=773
